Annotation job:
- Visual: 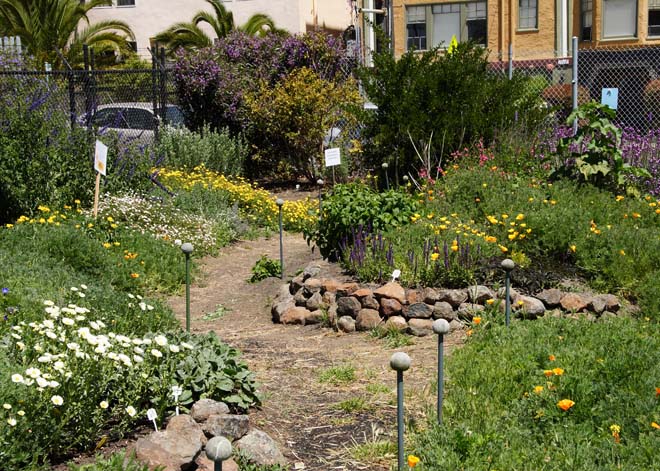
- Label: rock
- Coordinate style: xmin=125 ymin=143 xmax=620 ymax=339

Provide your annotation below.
xmin=305 ymin=310 xmax=324 ymax=324
xmin=438 ymin=289 xmax=468 ymax=308
xmin=590 ymin=294 xmax=620 ymax=313
xmin=190 ymin=399 xmax=229 ymax=423
xmin=408 ymin=318 xmax=433 ymax=336
xmin=406 ymin=289 xmax=420 ymax=304
xmin=361 ymin=295 xmax=380 ymax=310
xmin=432 ymin=301 xmax=456 ymax=320
xmin=202 ymin=414 xmax=249 ymax=441
xmin=132 ymin=415 xmax=205 ymax=471
xmin=515 ymin=296 xmax=546 ymax=319
xmin=322 ymin=291 xmax=336 ymax=306
xmin=560 ymin=293 xmax=590 ymax=312
xmin=356 ymin=309 xmax=382 ymax=331
xmin=373 ymin=282 xmax=406 ymax=304
xmin=497 ymin=287 xmax=521 ymax=303
xmin=466 ymin=285 xmax=495 ymax=304
xmin=302 ymin=264 xmax=321 ymax=281
xmin=327 ymin=304 xmax=338 ymax=326
xmin=337 ymin=316 xmax=356 ymax=333
xmin=380 ymin=298 xmax=403 ymax=317
xmin=306 ymin=292 xmax=324 ymax=311
xmin=384 ymin=316 xmax=408 ymax=331
xmin=280 ymin=306 xmax=311 ymax=325
xmin=547 ymin=308 xmax=564 ymax=318
xmin=293 ymin=288 xmax=308 ymax=307
xmin=235 ymin=430 xmax=287 ymax=467
xmin=421 ymin=287 xmax=440 ymax=304
xmin=457 ymin=303 xmax=484 ymax=320
xmin=289 ymin=275 xmax=304 ymax=295
xmin=600 ymin=311 xmax=618 ymax=320
xmin=336 ymin=282 xmax=360 ymax=297
xmin=303 ymin=278 xmax=323 ymax=296
xmin=449 ymin=319 xmax=464 ymax=331
xmin=352 ymin=288 xmax=373 ymax=298
xmin=271 ymin=298 xmax=295 ymax=323
xmin=336 ymin=296 xmax=361 ymax=318
xmin=322 ymin=279 xmax=341 ymax=294
xmin=406 ymin=302 xmax=433 ymax=319
xmin=196 ymin=455 xmax=238 ymax=471
xmin=535 ymin=288 xmax=563 ymax=308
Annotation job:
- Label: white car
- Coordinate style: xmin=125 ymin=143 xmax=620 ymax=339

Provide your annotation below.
xmin=90 ymin=102 xmax=185 ymax=146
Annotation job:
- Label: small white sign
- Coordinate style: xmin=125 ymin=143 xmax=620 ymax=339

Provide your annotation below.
xmin=147 ymin=408 xmax=158 ymax=431
xmin=391 ymin=269 xmax=401 ymax=282
xmin=601 ymin=88 xmax=619 ymax=110
xmin=324 ymin=148 xmax=341 ymax=167
xmin=94 ymin=140 xmax=108 ymax=176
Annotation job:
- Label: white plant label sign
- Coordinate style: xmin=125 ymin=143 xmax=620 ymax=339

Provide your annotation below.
xmin=325 ymin=148 xmax=341 ymax=167
xmin=94 ymin=140 xmax=108 ymax=176
xmin=147 ymin=408 xmax=158 ymax=431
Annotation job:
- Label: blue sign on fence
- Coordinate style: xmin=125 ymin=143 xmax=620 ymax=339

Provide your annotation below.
xmin=601 ymin=88 xmax=619 ymax=110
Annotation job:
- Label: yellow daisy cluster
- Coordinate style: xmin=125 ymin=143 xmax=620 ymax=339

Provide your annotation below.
xmin=157 ymin=166 xmax=317 ymax=232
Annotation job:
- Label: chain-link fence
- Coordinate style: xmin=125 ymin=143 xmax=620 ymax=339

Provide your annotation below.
xmin=489 ymin=43 xmax=660 ymax=130
xmin=0 ymin=48 xmax=176 ymax=151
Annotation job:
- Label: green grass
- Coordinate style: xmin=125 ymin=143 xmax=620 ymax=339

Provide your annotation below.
xmin=369 ymin=326 xmax=414 ymax=348
xmin=318 ymin=364 xmax=357 ymax=385
xmin=67 ymin=452 xmax=160 ymax=471
xmin=333 ymin=397 xmax=372 ymax=413
xmin=410 ymin=316 xmax=660 ymax=469
xmin=349 ymin=439 xmax=396 ymax=462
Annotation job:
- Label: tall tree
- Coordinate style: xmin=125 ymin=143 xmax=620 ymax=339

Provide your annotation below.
xmin=154 ymin=0 xmax=281 ymax=53
xmin=0 ymin=0 xmax=135 ymax=68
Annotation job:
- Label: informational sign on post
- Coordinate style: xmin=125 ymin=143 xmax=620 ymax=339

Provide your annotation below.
xmin=601 ymin=88 xmax=619 ymax=110
xmin=93 ymin=140 xmax=108 ymax=217
xmin=324 ymin=148 xmax=341 ymax=167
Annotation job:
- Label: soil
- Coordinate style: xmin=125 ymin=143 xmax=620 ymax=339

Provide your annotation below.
xmin=165 ymin=231 xmax=465 ymax=470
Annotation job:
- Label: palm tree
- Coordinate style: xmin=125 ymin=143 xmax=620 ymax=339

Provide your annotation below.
xmin=154 ymin=0 xmax=281 ymax=53
xmin=0 ymin=0 xmax=135 ymax=68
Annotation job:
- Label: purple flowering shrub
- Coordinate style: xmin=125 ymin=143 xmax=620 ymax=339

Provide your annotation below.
xmin=172 ymin=31 xmax=357 ymax=178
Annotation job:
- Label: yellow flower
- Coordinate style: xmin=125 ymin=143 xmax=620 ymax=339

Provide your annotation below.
xmin=74 ymin=199 xmax=81 ymax=204
xmin=619 ymin=250 xmax=626 ymax=256
xmin=652 ymin=422 xmax=660 ymax=430
xmin=557 ymin=399 xmax=575 ymax=411
xmin=408 ymin=455 xmax=420 ymax=468
xmin=533 ymin=386 xmax=544 ymax=394
xmin=37 ymin=205 xmax=50 ymax=213
xmin=130 ymin=273 xmax=139 ymax=279
xmin=548 ymin=354 xmax=556 ymax=361
xmin=501 ymin=214 xmax=509 ymax=219
xmin=498 ymin=245 xmax=508 ymax=253
xmin=106 ymin=216 xmax=114 ymax=222
xmin=102 ymin=243 xmax=112 ymax=249
xmin=528 ymin=197 xmax=534 ymax=202
xmin=5 ymin=224 xmax=13 ymax=228
xmin=615 ymin=195 xmax=625 ymax=202
xmin=473 ymin=317 xmax=482 ymax=325
xmin=486 ymin=299 xmax=495 ymax=305
xmin=552 ymin=368 xmax=564 ymax=376
xmin=632 ymin=212 xmax=641 ymax=219
xmin=485 ymin=236 xmax=497 ymax=243
xmin=543 ymin=370 xmax=554 ymax=377
xmin=451 ymin=245 xmax=459 ymax=252
xmin=569 ymin=245 xmax=576 ymax=253
xmin=430 ymin=253 xmax=439 ymax=262
xmin=515 ymin=213 xmax=524 ymax=221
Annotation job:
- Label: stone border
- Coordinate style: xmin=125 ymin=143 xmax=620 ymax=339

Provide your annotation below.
xmin=271 ymin=263 xmax=625 ymax=336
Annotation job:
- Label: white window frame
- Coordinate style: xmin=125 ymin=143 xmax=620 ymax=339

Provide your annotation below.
xmin=518 ymin=0 xmax=538 ymax=30
xmin=601 ymin=0 xmax=637 ymax=39
xmin=406 ymin=6 xmax=428 ymax=51
xmin=581 ymin=0 xmax=593 ymax=40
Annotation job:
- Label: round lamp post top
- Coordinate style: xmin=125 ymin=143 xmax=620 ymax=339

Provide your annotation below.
xmin=181 ymin=243 xmax=194 ymax=255
xmin=205 ymin=436 xmax=232 ymax=462
xmin=276 ymin=198 xmax=284 ymax=207
xmin=432 ymin=318 xmax=451 ymax=335
xmin=390 ymin=352 xmax=411 ymax=372
xmin=501 ymin=258 xmax=515 ymax=271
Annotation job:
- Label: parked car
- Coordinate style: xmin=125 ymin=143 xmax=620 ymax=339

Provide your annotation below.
xmin=89 ymin=102 xmax=185 ymax=147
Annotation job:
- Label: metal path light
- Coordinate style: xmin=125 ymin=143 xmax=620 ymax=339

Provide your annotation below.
xmin=317 ymin=179 xmax=324 ymax=221
xmin=390 ymin=352 xmax=411 ymax=471
xmin=501 ymin=258 xmax=515 ymax=327
xmin=433 ymin=319 xmax=450 ymax=424
xmin=276 ymin=198 xmax=284 ymax=279
xmin=382 ymin=162 xmax=390 ymax=190
xmin=181 ymin=242 xmax=193 ymax=332
xmin=205 ymin=436 xmax=232 ymax=471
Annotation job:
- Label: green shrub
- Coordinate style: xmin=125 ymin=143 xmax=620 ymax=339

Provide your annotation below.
xmin=248 ymin=255 xmax=282 ymax=283
xmin=410 ymin=316 xmax=660 ymax=469
xmin=304 ymin=182 xmax=418 ymax=260
xmin=156 ymin=124 xmax=248 ymax=176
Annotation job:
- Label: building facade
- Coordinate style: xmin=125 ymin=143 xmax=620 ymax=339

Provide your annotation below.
xmin=87 ymin=0 xmax=353 ymax=56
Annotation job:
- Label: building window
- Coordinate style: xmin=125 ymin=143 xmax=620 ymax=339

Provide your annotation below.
xmin=117 ymin=0 xmax=135 ymax=6
xmin=431 ymin=2 xmax=486 ymax=48
xmin=406 ymin=6 xmax=427 ymax=50
xmin=518 ymin=0 xmax=537 ymax=29
xmin=602 ymin=0 xmax=637 ymax=38
xmin=466 ymin=2 xmax=487 ymax=43
xmin=581 ymin=0 xmax=593 ymax=40
xmin=649 ymin=0 xmax=660 ymax=36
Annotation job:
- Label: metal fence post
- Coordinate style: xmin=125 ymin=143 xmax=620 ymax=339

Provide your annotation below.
xmin=390 ymin=352 xmax=411 ymax=471
xmin=572 ymin=36 xmax=579 ymax=135
xmin=181 ymin=243 xmax=194 ymax=332
xmin=501 ymin=259 xmax=515 ymax=327
xmin=433 ymin=319 xmax=450 ymax=425
xmin=276 ymin=198 xmax=284 ymax=279
xmin=508 ymin=43 xmax=513 ymax=80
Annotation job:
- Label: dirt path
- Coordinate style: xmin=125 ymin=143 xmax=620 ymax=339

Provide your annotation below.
xmin=168 ymin=232 xmax=464 ymax=470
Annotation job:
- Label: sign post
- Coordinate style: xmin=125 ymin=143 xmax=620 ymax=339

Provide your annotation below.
xmin=93 ymin=140 xmax=108 ymax=218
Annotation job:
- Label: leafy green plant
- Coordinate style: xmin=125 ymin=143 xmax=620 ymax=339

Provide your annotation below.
xmin=234 ymin=450 xmax=288 ymax=471
xmin=67 ymin=451 xmax=161 ymax=471
xmin=333 ymin=397 xmax=372 ymax=413
xmin=550 ymin=102 xmax=650 ymax=192
xmin=304 ymin=182 xmax=418 ymax=260
xmin=369 ymin=326 xmax=413 ymax=348
xmin=248 ymin=255 xmax=282 ymax=283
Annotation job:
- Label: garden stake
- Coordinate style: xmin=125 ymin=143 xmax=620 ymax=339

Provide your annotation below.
xmin=390 ymin=352 xmax=411 ymax=471
xmin=317 ymin=179 xmax=324 ymax=221
xmin=382 ymin=162 xmax=390 ymax=190
xmin=181 ymin=243 xmax=194 ymax=332
xmin=433 ymin=319 xmax=450 ymax=425
xmin=205 ymin=436 xmax=232 ymax=471
xmin=276 ymin=198 xmax=284 ymax=279
xmin=501 ymin=258 xmax=515 ymax=327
